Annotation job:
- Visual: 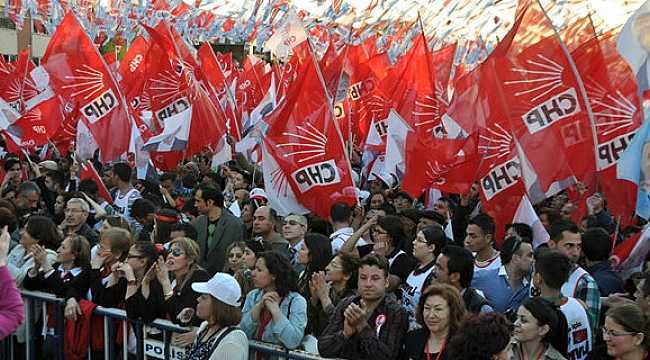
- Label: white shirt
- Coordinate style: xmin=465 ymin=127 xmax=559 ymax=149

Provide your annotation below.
xmin=560 ymin=297 xmax=592 ymax=360
xmin=196 ymin=321 xmax=248 ymax=360
xmin=474 ymin=252 xmax=501 ymax=274
xmin=330 ymin=227 xmax=354 ymax=254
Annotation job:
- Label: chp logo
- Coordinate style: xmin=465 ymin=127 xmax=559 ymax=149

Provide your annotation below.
xmin=425 ymin=161 xmax=450 ymax=186
xmin=478 ymin=123 xmax=520 ymax=201
xmin=62 ymin=64 xmax=118 ymax=124
xmin=504 ymin=54 xmax=581 ymax=134
xmin=154 ymin=97 xmax=189 ymax=123
xmin=276 ymin=122 xmax=342 ymax=193
xmin=413 ymin=94 xmax=442 ymax=136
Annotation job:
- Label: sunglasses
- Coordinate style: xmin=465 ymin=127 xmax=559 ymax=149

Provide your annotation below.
xmin=169 ymin=248 xmax=185 ymax=257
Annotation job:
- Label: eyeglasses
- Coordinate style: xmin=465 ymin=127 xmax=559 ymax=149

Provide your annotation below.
xmin=602 ymin=327 xmax=639 ymax=338
xmin=65 ymin=208 xmax=85 ymax=214
xmin=282 ymin=220 xmax=304 ymax=226
xmin=127 ymin=254 xmax=146 ymax=259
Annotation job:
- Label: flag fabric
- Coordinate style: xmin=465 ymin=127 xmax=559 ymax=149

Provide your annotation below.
xmin=6 ymin=95 xmax=64 ymax=150
xmin=264 ymin=8 xmax=308 ymax=61
xmin=41 ymin=12 xmax=131 ymax=162
xmin=263 ymin=31 xmax=356 ymax=218
xmin=0 ymin=49 xmax=39 ymax=114
xmin=617 ymin=111 xmax=650 ymax=220
xmin=142 ymin=107 xmax=192 ymax=152
xmin=612 ymin=228 xmax=649 ymax=280
xmin=79 ymin=160 xmax=113 ymax=204
xmin=617 ymin=1 xmax=650 ymax=96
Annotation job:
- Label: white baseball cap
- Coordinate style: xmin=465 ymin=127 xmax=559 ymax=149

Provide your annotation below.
xmin=250 ymin=188 xmax=268 ymax=201
xmin=191 ymin=273 xmax=242 ymax=307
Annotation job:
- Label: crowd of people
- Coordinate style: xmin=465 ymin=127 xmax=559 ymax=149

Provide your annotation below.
xmin=0 ymin=145 xmax=647 ymax=360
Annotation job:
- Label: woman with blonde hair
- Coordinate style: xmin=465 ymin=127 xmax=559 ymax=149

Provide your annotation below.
xmin=152 ymin=237 xmax=210 ymax=326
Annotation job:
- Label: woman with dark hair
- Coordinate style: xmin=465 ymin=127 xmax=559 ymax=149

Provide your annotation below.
xmin=225 ymin=240 xmax=263 ymax=298
xmin=512 ymin=297 xmax=568 ymax=360
xmin=447 ymin=312 xmax=514 ymax=360
xmin=368 ymin=191 xmax=388 ymax=210
xmin=403 ymin=226 xmax=449 ymax=329
xmin=119 ymin=242 xmax=165 ymax=322
xmin=295 ymin=233 xmax=332 ymax=337
xmin=7 ymin=215 xmax=61 ymax=287
xmin=372 ymin=215 xmax=416 ymax=291
xmin=240 ymin=251 xmax=307 ymax=351
xmin=402 ymin=283 xmax=467 ymax=359
xmin=310 ymin=252 xmax=359 ymax=320
xmin=592 ymin=303 xmax=650 ymax=360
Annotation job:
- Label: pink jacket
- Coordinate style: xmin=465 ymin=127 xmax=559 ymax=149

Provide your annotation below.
xmin=0 ymin=266 xmax=24 ymax=340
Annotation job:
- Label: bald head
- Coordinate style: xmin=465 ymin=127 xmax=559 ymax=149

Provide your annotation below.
xmin=253 ymin=206 xmax=276 ymax=236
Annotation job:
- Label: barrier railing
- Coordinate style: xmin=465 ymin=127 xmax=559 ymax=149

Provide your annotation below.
xmin=0 ymin=290 xmax=334 ymax=360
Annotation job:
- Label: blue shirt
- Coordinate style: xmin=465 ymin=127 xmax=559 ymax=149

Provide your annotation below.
xmin=471 ymin=265 xmax=530 ymax=314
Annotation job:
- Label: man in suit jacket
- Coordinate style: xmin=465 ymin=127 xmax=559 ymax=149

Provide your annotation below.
xmin=193 ymin=184 xmax=244 ymax=275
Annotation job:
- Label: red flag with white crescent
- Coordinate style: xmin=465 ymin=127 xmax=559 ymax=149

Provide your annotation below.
xmin=41 ymin=12 xmax=131 ymax=162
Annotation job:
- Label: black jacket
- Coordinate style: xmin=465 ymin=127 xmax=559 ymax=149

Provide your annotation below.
xmin=23 ymin=265 xmax=88 ymax=300
xmin=402 ymin=328 xmax=448 ymax=360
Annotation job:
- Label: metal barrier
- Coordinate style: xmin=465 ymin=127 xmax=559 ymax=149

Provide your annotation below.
xmin=1 ymin=290 xmax=334 ymax=360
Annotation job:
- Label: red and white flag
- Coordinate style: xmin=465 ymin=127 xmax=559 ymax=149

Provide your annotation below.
xmin=41 ymin=12 xmax=131 ymax=162
xmin=263 ymin=35 xmax=356 ymax=218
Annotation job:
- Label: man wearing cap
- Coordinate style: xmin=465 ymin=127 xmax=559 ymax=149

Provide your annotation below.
xmin=249 ymin=188 xmax=268 ymax=208
xmin=417 ymin=210 xmax=446 ymax=232
xmin=189 ymin=273 xmax=248 ymax=360
xmin=194 ymin=184 xmax=244 ymax=275
xmin=282 ymin=214 xmax=308 ymax=272
xmin=253 ymin=206 xmax=290 ymax=258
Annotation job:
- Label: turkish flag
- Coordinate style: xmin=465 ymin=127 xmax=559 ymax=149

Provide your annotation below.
xmin=41 ymin=12 xmax=131 ymax=162
xmin=264 ymin=41 xmax=356 ymax=218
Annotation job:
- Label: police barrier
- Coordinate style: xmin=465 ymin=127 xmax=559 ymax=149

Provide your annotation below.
xmin=0 ymin=291 xmax=334 ymax=360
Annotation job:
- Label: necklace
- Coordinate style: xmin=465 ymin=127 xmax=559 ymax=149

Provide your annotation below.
xmin=425 ymin=337 xmax=446 ymax=360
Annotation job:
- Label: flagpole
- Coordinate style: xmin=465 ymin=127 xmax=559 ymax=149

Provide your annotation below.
xmin=536 ymin=0 xmax=600 ymax=186
xmin=305 ymin=22 xmax=360 ymax=206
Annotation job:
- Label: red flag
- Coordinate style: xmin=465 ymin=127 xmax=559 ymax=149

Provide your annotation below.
xmin=197 ymin=43 xmax=240 ymax=140
xmin=6 ymin=95 xmax=64 ymax=150
xmin=572 ymin=30 xmax=642 ymax=224
xmin=41 ymin=12 xmax=131 ymax=162
xmin=143 ymin=21 xmax=228 ymax=158
xmin=263 ymin=41 xmax=356 ymax=218
xmin=79 ymin=160 xmax=113 ymax=204
xmin=491 ymin=2 xmax=596 ymax=197
xmin=0 ymin=49 xmax=38 ymax=113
